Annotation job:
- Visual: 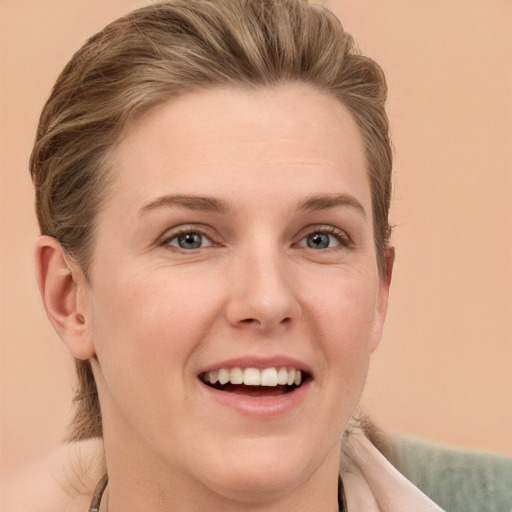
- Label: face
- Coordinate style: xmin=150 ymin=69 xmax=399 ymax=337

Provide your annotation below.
xmin=82 ymin=85 xmax=390 ymax=504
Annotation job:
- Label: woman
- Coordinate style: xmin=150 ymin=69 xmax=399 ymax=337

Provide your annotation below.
xmin=22 ymin=0 xmax=446 ymax=510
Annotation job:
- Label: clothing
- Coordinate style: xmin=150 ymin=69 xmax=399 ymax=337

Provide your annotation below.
xmin=390 ymin=435 xmax=512 ymax=512
xmin=341 ymin=431 xmax=445 ymax=511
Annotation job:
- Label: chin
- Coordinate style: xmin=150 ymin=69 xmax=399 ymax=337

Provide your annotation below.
xmin=203 ymin=463 xmax=306 ymax=504
xmin=194 ymin=436 xmax=333 ymax=504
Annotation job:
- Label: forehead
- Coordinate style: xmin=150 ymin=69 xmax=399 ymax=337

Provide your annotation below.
xmin=107 ymin=84 xmax=370 ymax=212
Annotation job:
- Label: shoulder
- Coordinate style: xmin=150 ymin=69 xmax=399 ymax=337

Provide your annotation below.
xmin=2 ymin=438 xmax=104 ymax=512
xmin=390 ymin=434 xmax=512 ymax=512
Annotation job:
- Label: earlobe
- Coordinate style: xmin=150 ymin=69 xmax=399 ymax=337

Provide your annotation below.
xmin=34 ymin=236 xmax=95 ymax=360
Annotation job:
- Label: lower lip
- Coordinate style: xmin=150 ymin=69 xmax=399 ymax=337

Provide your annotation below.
xmin=198 ymin=380 xmax=311 ymax=418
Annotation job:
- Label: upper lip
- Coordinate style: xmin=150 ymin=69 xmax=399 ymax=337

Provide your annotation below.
xmin=198 ymin=355 xmax=313 ymax=377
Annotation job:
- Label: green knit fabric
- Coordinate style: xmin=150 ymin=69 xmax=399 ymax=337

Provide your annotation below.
xmin=391 ymin=435 xmax=512 ymax=512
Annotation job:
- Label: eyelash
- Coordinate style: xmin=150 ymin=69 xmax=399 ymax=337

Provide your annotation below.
xmin=159 ymin=225 xmax=352 ymax=252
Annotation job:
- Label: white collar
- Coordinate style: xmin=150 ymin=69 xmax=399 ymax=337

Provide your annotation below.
xmin=342 ymin=431 xmax=445 ymax=511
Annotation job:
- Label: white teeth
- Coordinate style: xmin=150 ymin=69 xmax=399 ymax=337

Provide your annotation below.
xmin=260 ymin=368 xmax=278 ymax=387
xmin=277 ymin=367 xmax=288 ymax=385
xmin=218 ymin=368 xmax=230 ymax=385
xmin=243 ymin=368 xmax=261 ymax=386
xmin=230 ymin=367 xmax=244 ymax=385
xmin=202 ymin=367 xmax=305 ymax=387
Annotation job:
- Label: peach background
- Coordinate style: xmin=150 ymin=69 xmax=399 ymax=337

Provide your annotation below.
xmin=1 ymin=0 xmax=511 ymax=479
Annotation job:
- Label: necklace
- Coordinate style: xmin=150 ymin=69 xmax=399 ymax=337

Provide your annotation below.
xmin=338 ymin=475 xmax=348 ymax=511
xmin=88 ymin=474 xmax=348 ymax=511
xmin=88 ymin=474 xmax=108 ymax=512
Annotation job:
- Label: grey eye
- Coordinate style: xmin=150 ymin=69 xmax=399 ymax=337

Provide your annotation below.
xmin=171 ymin=232 xmax=206 ymax=249
xmin=178 ymin=232 xmax=202 ymax=249
xmin=307 ymin=233 xmax=330 ymax=249
xmin=299 ymin=232 xmax=341 ymax=249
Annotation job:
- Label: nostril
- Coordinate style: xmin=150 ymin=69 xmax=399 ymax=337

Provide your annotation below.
xmin=237 ymin=317 xmax=293 ymax=329
xmin=241 ymin=318 xmax=260 ymax=325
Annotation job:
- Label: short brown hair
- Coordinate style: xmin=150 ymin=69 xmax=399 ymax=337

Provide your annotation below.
xmin=30 ymin=0 xmax=392 ymax=442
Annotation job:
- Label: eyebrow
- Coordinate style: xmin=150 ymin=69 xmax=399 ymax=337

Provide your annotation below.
xmin=139 ymin=192 xmax=366 ymax=219
xmin=139 ymin=194 xmax=232 ymax=216
xmin=298 ymin=193 xmax=366 ymax=220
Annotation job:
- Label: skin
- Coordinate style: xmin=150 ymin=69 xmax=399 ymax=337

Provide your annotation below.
xmin=35 ymin=84 xmax=392 ymax=511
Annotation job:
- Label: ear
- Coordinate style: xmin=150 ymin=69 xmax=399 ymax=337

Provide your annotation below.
xmin=370 ymin=245 xmax=395 ymax=353
xmin=34 ymin=236 xmax=95 ymax=360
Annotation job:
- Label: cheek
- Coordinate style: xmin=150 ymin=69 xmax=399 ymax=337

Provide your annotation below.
xmin=303 ymin=269 xmax=379 ymax=384
xmin=88 ymin=265 xmax=224 ymax=391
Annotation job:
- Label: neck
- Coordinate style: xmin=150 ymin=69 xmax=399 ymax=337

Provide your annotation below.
xmin=105 ymin=451 xmax=341 ymax=512
xmin=93 ymin=473 xmax=347 ymax=512
xmin=101 ymin=426 xmax=342 ymax=512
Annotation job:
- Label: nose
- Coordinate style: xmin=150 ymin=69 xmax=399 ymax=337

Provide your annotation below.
xmin=224 ymin=247 xmax=301 ymax=334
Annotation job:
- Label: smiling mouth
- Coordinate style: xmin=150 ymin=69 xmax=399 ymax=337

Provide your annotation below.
xmin=199 ymin=367 xmax=309 ymax=397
